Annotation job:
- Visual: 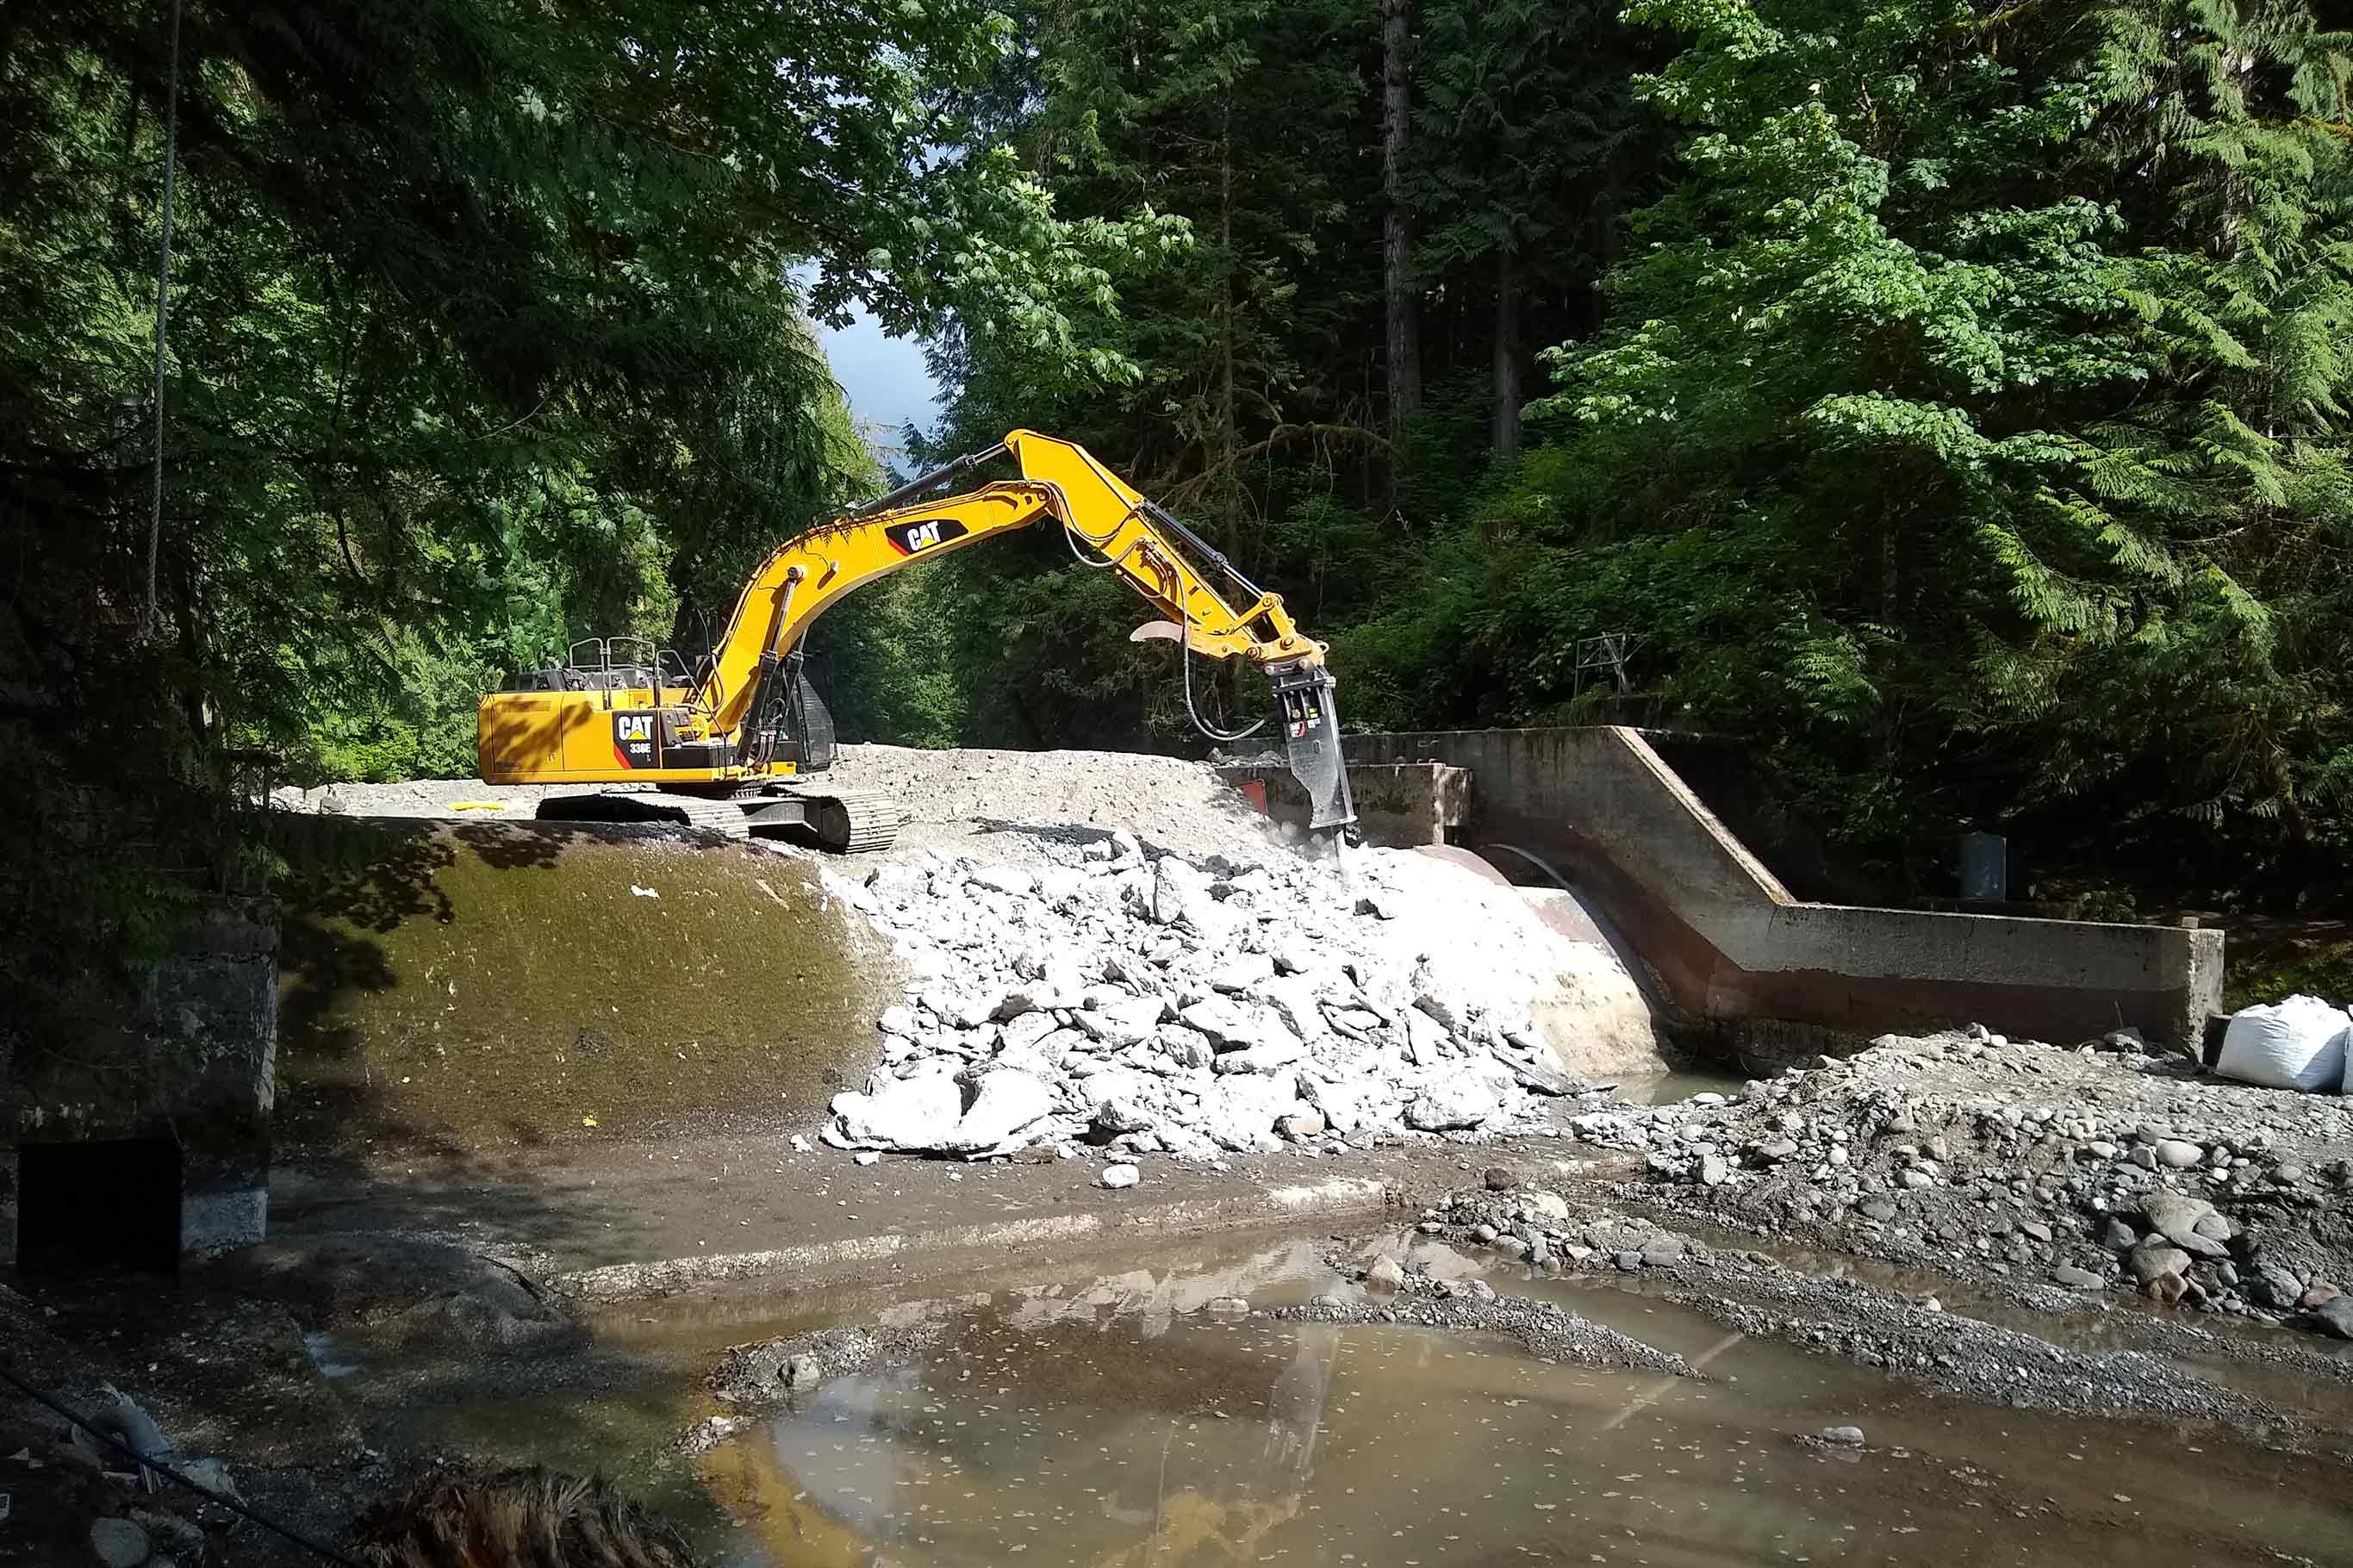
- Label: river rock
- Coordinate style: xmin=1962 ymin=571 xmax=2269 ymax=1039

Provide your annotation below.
xmin=2253 ymin=1262 xmax=2305 ymax=1310
xmin=1366 ymin=1254 xmax=1406 ymax=1291
xmin=2313 ymin=1296 xmax=2353 ymax=1341
xmin=1818 ymin=1426 xmax=1865 ymax=1447
xmin=2128 ymin=1241 xmax=2191 ymax=1287
xmin=1099 ymin=1162 xmax=1140 ymax=1189
xmin=831 ymin=1075 xmax=965 ymax=1151
xmin=2142 ymin=1192 xmax=2229 ymax=1258
xmin=2053 ymin=1264 xmax=2105 ymax=1290
xmin=2154 ymin=1139 xmax=2204 ymax=1170
xmin=90 ymin=1520 xmax=151 ymax=1568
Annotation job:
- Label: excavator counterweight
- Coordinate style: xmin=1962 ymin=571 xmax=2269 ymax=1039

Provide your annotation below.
xmin=476 ymin=432 xmax=1356 ymax=849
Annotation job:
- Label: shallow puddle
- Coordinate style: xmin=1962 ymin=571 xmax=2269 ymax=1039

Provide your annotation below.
xmin=316 ymin=1227 xmax=2353 ymax=1566
xmin=687 ymin=1240 xmax=2352 ymax=1567
xmin=1608 ymin=1070 xmax=1749 ymax=1106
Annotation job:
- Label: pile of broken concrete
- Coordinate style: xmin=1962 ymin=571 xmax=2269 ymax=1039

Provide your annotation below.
xmin=819 ymin=832 xmax=1595 ymax=1160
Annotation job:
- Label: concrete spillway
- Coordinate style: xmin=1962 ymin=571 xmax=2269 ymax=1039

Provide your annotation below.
xmin=1236 ymin=727 xmax=2224 ymax=1061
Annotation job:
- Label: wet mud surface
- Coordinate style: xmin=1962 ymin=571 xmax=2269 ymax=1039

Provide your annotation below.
xmin=205 ymin=1208 xmax=2346 ymax=1568
xmin=688 ymin=1229 xmax=2353 ymax=1567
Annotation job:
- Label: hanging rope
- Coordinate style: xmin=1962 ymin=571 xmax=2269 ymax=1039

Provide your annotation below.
xmin=142 ymin=0 xmax=184 ymax=639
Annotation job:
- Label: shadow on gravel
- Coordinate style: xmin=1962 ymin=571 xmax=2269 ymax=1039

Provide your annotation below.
xmin=967 ymin=815 xmax=1259 ymax=874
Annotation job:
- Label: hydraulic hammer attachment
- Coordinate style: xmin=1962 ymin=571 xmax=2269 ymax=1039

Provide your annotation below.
xmin=1270 ymin=660 xmax=1356 ymax=831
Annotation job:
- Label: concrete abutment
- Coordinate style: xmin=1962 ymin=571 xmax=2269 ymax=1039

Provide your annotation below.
xmin=1256 ymin=726 xmax=2223 ymax=1055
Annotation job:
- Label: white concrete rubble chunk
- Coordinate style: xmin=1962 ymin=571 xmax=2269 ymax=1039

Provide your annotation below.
xmin=1299 ymin=1075 xmax=1366 ymax=1134
xmin=1152 ymin=856 xmax=1211 ymax=924
xmin=1402 ymin=1005 xmax=1448 ymax=1064
xmin=831 ymin=1074 xmax=965 ymax=1152
xmin=1198 ymin=1072 xmax=1303 ymax=1152
xmin=999 ymin=1011 xmax=1062 ymax=1053
xmin=1404 ymin=1073 xmax=1501 ymax=1131
xmin=1212 ymin=1039 xmax=1308 ymax=1075
xmin=1179 ymin=995 xmax=1286 ymax=1053
xmin=968 ymin=864 xmax=1036 ymax=897
xmin=1208 ymin=952 xmax=1278 ymax=993
xmin=1251 ymin=974 xmax=1328 ymax=1042
xmin=942 ymin=1069 xmax=1055 ymax=1154
xmin=1156 ymin=1025 xmax=1217 ymax=1069
xmin=1036 ymin=868 xmax=1086 ymax=906
xmin=1521 ymin=1190 xmax=1570 ymax=1220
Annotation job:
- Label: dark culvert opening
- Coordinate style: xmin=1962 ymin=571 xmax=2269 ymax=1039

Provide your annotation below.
xmin=14 ymin=1137 xmax=182 ymax=1277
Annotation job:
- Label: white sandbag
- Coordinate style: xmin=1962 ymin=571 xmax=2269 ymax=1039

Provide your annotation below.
xmin=2215 ymin=995 xmax=2347 ymax=1092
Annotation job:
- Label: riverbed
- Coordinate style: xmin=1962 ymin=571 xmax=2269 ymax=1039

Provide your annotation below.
xmin=308 ymin=1224 xmax=2353 ymax=1567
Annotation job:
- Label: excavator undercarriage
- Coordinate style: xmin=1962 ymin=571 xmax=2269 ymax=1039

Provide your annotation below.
xmin=535 ymin=780 xmax=906 ymax=854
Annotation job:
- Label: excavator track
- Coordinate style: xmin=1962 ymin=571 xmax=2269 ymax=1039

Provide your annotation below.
xmin=778 ymin=784 xmax=905 ymax=856
xmin=535 ymin=783 xmax=902 ymax=854
xmin=535 ymin=790 xmax=754 ymax=838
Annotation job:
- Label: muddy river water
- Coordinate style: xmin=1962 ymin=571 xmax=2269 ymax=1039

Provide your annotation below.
xmin=338 ymin=1230 xmax=2353 ymax=1567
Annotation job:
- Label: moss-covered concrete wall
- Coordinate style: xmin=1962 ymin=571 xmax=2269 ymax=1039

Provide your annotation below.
xmin=275 ymin=819 xmax=892 ymax=1156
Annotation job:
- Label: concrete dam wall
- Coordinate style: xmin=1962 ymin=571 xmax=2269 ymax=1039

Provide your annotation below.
xmin=1337 ymin=727 xmax=2224 ymax=1057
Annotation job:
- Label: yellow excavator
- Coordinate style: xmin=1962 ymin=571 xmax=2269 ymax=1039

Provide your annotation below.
xmin=476 ymin=429 xmax=1356 ymax=854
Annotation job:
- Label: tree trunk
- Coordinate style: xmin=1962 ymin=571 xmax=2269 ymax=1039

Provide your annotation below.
xmin=1381 ymin=0 xmax=1419 ymax=457
xmin=1491 ymin=248 xmax=1521 ymax=460
xmin=1219 ymin=96 xmax=1238 ymax=537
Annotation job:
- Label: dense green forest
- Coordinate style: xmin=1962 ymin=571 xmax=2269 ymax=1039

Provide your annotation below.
xmin=4 ymin=0 xmax=2351 ymax=1020
xmin=899 ymin=0 xmax=2353 ymax=908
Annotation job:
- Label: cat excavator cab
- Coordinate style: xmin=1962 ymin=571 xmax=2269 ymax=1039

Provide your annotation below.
xmin=476 ymin=430 xmax=1356 ymax=853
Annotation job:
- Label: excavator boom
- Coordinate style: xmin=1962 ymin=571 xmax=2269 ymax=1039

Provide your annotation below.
xmin=477 ymin=431 xmax=1357 ymax=846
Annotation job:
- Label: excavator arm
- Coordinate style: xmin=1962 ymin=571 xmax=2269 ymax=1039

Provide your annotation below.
xmin=478 ymin=431 xmax=1356 ymax=836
